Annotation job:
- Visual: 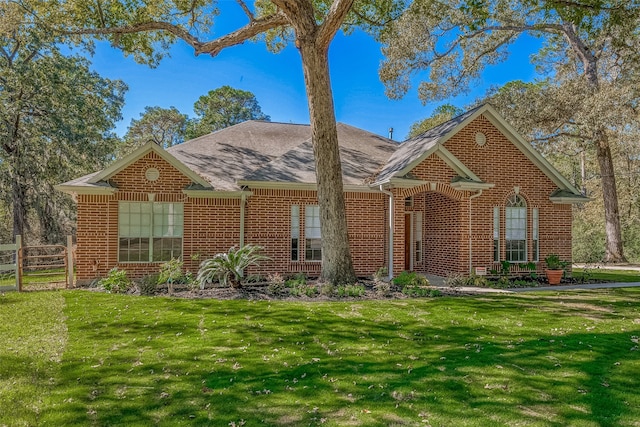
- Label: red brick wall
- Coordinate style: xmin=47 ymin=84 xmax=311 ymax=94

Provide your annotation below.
xmin=75 ymin=115 xmax=573 ymax=283
xmin=393 ymin=114 xmax=573 ymax=277
xmin=75 ymin=154 xmax=387 ymax=283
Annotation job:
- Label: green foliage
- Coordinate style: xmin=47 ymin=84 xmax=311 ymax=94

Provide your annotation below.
xmin=373 ymin=266 xmax=388 ymax=281
xmin=289 ymin=283 xmax=318 ymax=298
xmin=138 ymin=274 xmax=159 ymax=296
xmin=157 ymin=258 xmax=185 ymax=284
xmin=444 ymin=273 xmax=488 ymax=288
xmin=122 ymin=106 xmax=187 ymax=153
xmin=186 ymin=86 xmax=270 ymax=138
xmin=544 ymin=254 xmax=569 ymax=270
xmin=197 ymin=245 xmax=269 ymax=289
xmin=0 ymin=10 xmax=126 ymax=242
xmin=285 ymin=273 xmax=307 ymax=287
xmin=374 ymin=280 xmax=392 ymax=297
xmin=319 ymin=283 xmax=335 ymax=296
xmin=401 ymin=284 xmax=441 ymax=297
xmin=392 ymin=271 xmax=429 ymax=287
xmin=98 ymin=268 xmax=131 ymax=293
xmin=407 ymin=104 xmax=464 ymax=138
xmin=336 ymin=284 xmax=366 ymax=298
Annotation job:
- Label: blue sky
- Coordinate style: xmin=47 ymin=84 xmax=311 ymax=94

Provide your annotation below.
xmin=87 ymin=3 xmax=540 ymax=141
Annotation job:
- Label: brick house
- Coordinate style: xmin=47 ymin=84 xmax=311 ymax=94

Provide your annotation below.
xmin=57 ymin=104 xmax=588 ymax=285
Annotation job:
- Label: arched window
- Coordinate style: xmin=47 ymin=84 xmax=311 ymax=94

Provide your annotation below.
xmin=505 ymin=195 xmax=527 ymax=262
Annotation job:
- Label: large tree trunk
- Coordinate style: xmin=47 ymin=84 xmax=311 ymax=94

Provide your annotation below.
xmin=595 ymin=130 xmax=626 ymax=262
xmin=11 ymin=169 xmax=28 ymax=241
xmin=298 ymin=41 xmax=356 ymax=284
xmin=564 ymin=21 xmax=627 ymax=263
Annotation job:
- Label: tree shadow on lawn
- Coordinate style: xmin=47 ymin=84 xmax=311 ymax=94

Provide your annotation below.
xmin=42 ymin=291 xmax=640 ymax=426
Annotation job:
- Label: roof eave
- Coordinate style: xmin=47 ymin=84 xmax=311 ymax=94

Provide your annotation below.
xmin=54 ymin=184 xmax=118 ymax=196
xmin=450 ymin=181 xmax=495 ymax=191
xmin=550 ymin=196 xmax=592 ymax=204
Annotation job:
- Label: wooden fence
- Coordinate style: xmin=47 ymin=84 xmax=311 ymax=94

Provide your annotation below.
xmin=0 ymin=235 xmax=74 ymax=291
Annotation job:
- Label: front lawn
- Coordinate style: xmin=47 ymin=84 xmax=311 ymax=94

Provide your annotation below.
xmin=2 ymin=289 xmax=639 ymax=426
xmin=573 ymin=267 xmax=640 ymax=283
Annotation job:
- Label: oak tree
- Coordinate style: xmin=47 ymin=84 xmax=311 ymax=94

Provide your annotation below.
xmin=381 ymin=0 xmax=640 ymax=262
xmin=36 ymin=0 xmax=401 ymax=283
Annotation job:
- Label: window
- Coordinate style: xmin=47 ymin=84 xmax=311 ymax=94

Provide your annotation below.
xmin=493 ymin=206 xmax=500 ymax=262
xmin=305 ymin=205 xmax=322 ymax=261
xmin=505 ymin=195 xmax=526 ymax=262
xmin=119 ymin=202 xmax=183 ymax=262
xmin=414 ymin=212 xmax=423 ymax=263
xmin=291 ymin=205 xmax=300 ymax=261
xmin=532 ymin=208 xmax=539 ymax=262
xmin=405 ymin=197 xmax=413 ymax=207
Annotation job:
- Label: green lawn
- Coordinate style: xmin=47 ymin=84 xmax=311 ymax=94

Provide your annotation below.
xmin=1 ymin=289 xmax=640 ymax=426
xmin=573 ymin=267 xmax=640 ymax=283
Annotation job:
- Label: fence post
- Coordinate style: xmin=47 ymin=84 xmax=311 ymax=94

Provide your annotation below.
xmin=16 ymin=235 xmax=22 ymax=292
xmin=66 ymin=235 xmax=74 ymax=288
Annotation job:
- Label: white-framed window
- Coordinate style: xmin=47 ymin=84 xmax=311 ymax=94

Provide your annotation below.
xmin=414 ymin=212 xmax=423 ymax=263
xmin=118 ymin=202 xmax=183 ymax=262
xmin=305 ymin=205 xmax=322 ymax=261
xmin=291 ymin=205 xmax=300 ymax=261
xmin=505 ymin=195 xmax=527 ymax=262
xmin=493 ymin=206 xmax=500 ymax=262
xmin=532 ymin=208 xmax=539 ymax=262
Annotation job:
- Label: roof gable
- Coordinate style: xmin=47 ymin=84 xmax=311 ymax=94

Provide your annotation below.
xmin=90 ymin=142 xmax=211 ymax=188
xmin=375 ymin=104 xmax=584 ymax=196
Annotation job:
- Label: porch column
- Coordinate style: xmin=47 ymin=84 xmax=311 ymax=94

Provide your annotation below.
xmin=391 ymin=189 xmax=406 ymax=275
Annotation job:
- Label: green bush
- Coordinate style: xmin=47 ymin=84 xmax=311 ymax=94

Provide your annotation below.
xmin=98 ymin=268 xmax=131 ymax=294
xmin=392 ymin=271 xmax=429 ymax=287
xmin=374 ymin=281 xmax=392 ymax=297
xmin=319 ymin=283 xmax=335 ymax=296
xmin=138 ymin=274 xmax=159 ymax=296
xmin=285 ymin=273 xmax=307 ymax=287
xmin=336 ymin=284 xmax=365 ymax=298
xmin=402 ymin=284 xmax=441 ymax=297
xmin=158 ymin=259 xmax=186 ymax=284
xmin=289 ymin=283 xmax=318 ymax=297
xmin=197 ymin=245 xmax=269 ymax=289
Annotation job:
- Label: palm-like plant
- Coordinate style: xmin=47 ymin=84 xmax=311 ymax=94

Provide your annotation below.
xmin=197 ymin=245 xmax=270 ymax=289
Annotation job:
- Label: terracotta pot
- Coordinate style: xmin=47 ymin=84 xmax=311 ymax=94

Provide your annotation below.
xmin=545 ymin=269 xmax=563 ymax=285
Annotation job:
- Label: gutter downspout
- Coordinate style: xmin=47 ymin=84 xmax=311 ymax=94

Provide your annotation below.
xmin=380 ymin=185 xmax=394 ymax=281
xmin=468 ymin=190 xmax=483 ymax=274
xmin=240 ymin=193 xmax=247 ymax=248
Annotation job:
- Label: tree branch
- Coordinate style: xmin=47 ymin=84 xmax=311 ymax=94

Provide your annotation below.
xmin=236 ymin=0 xmax=255 ymax=21
xmin=318 ymin=0 xmax=356 ymax=49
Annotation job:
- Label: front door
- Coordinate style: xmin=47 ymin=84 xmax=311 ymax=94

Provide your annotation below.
xmin=404 ymin=213 xmax=412 ymax=271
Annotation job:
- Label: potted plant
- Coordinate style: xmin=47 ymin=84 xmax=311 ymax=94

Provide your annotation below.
xmin=544 ymin=254 xmax=568 ymax=285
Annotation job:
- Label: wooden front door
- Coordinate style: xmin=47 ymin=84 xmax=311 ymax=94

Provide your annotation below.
xmin=404 ymin=214 xmax=411 ymax=271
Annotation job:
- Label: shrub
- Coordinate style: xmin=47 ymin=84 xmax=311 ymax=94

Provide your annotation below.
xmin=374 ymin=281 xmax=392 ymax=297
xmin=285 ymin=273 xmax=307 ymax=287
xmin=98 ymin=268 xmax=131 ymax=294
xmin=402 ymin=284 xmax=441 ymax=297
xmin=197 ymin=245 xmax=269 ymax=289
xmin=266 ymin=273 xmax=286 ymax=295
xmin=336 ymin=284 xmax=365 ymax=298
xmin=319 ymin=283 xmax=335 ymax=296
xmin=158 ymin=259 xmax=186 ymax=284
xmin=138 ymin=274 xmax=159 ymax=296
xmin=392 ymin=271 xmax=429 ymax=287
xmin=373 ymin=266 xmax=388 ymax=281
xmin=444 ymin=273 xmax=488 ymax=288
xmin=289 ymin=283 xmax=318 ymax=297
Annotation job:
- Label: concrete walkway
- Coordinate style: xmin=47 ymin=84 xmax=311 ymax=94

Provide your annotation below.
xmin=425 ymin=273 xmax=640 ymax=294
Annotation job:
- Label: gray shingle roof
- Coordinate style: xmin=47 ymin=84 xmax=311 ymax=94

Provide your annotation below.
xmin=374 ymin=105 xmax=483 ymax=184
xmin=167 ymin=121 xmax=397 ymax=190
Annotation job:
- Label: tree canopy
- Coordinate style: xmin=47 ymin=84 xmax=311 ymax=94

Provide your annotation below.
xmin=380 ymin=0 xmax=640 ymax=262
xmin=28 ymin=0 xmax=402 ymax=283
xmin=123 ymin=106 xmax=187 ymax=151
xmin=187 ymin=85 xmax=270 ymax=139
xmin=407 ymin=104 xmax=463 ymax=138
xmin=1 ymin=2 xmax=126 ymax=242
